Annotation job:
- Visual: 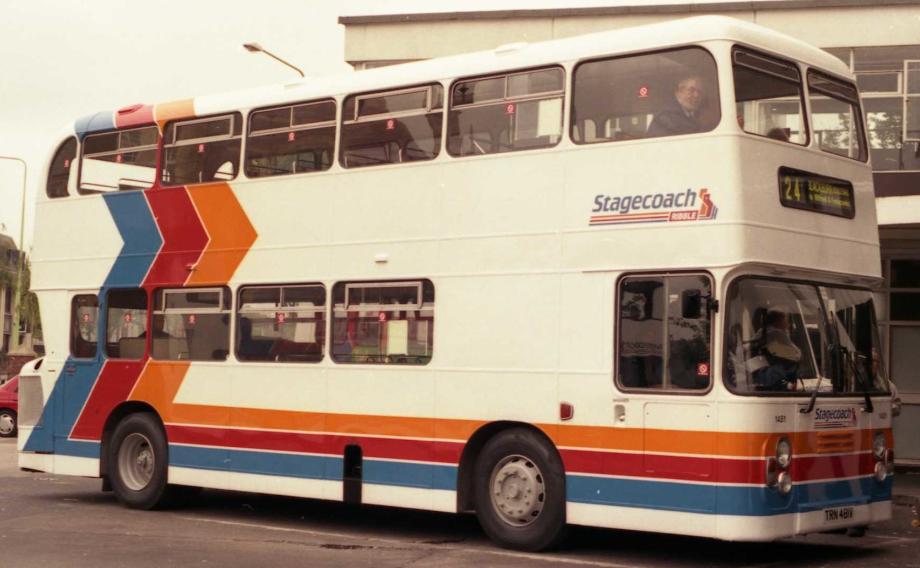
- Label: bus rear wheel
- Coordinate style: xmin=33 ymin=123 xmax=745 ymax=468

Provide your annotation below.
xmin=473 ymin=428 xmax=567 ymax=551
xmin=108 ymin=413 xmax=171 ymax=510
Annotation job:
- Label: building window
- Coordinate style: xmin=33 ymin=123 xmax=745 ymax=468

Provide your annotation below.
xmin=808 ymin=71 xmax=867 ymax=161
xmin=571 ymin=47 xmax=720 ymax=144
xmin=106 ymin=289 xmax=148 ymax=359
xmin=162 ymin=113 xmax=242 ymax=186
xmin=331 ymin=280 xmax=434 ymax=364
xmin=340 ymin=84 xmax=443 ymax=168
xmin=237 ymin=284 xmax=326 ymax=363
xmin=733 ymin=48 xmax=808 ymax=145
xmin=80 ymin=126 xmax=158 ymax=193
xmin=245 ymin=100 xmax=336 ymax=178
xmin=447 ymin=67 xmax=564 ymax=156
xmin=152 ymin=287 xmax=230 ymax=361
xmin=618 ymin=274 xmax=712 ymax=392
xmin=71 ymin=295 xmax=99 ymax=359
xmin=47 ymin=137 xmax=78 ymax=198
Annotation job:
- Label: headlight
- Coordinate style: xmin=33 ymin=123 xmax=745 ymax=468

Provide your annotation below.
xmin=872 ymin=432 xmax=887 ymax=461
xmin=777 ymin=471 xmax=793 ymax=495
xmin=874 ymin=461 xmax=888 ymax=482
xmin=776 ymin=437 xmax=792 ymax=469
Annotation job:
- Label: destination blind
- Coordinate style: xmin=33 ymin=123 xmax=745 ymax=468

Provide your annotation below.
xmin=778 ymin=167 xmax=855 ymax=218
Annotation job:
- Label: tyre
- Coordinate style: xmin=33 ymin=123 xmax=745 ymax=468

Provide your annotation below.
xmin=473 ymin=428 xmax=567 ymax=551
xmin=0 ymin=409 xmax=16 ymax=438
xmin=108 ymin=413 xmax=172 ymax=509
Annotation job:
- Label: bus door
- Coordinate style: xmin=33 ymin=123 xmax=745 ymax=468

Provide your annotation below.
xmin=616 ymin=274 xmax=716 ymax=515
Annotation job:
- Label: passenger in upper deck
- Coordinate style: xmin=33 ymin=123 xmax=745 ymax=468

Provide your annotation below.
xmin=647 ymin=75 xmax=706 ymax=137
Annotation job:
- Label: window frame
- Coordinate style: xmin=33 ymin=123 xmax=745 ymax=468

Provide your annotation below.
xmin=806 ymin=68 xmax=869 ymax=162
xmin=615 ymin=270 xmax=715 ymax=396
xmin=78 ymin=125 xmax=160 ymax=195
xmin=161 ymin=112 xmax=243 ymax=187
xmin=570 ymin=45 xmax=722 ymax=146
xmin=447 ymin=64 xmax=566 ymax=157
xmin=70 ymin=294 xmax=100 ymax=360
xmin=244 ymin=99 xmax=337 ymax=179
xmin=236 ymin=283 xmax=327 ymax=364
xmin=732 ymin=45 xmax=811 ymax=147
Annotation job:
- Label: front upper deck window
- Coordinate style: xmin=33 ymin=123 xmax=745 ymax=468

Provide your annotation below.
xmin=807 ymin=71 xmax=868 ymax=161
xmin=79 ymin=126 xmax=158 ymax=194
xmin=340 ymin=85 xmax=443 ymax=168
xmin=724 ymin=278 xmax=888 ymax=396
xmin=162 ymin=113 xmax=242 ymax=186
xmin=571 ymin=47 xmax=720 ymax=144
xmin=47 ymin=137 xmax=77 ymax=198
xmin=733 ymin=48 xmax=807 ymax=145
xmin=447 ymin=67 xmax=564 ymax=156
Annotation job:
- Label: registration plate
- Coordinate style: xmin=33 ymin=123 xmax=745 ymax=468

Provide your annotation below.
xmin=823 ymin=506 xmax=855 ymax=523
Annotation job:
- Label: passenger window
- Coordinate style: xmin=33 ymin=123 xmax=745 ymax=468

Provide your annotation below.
xmin=733 ymin=48 xmax=807 ymax=145
xmin=105 ymin=289 xmax=148 ymax=359
xmin=47 ymin=137 xmax=78 ymax=198
xmin=152 ymin=288 xmax=230 ymax=361
xmin=618 ymin=274 xmax=712 ymax=391
xmin=245 ymin=100 xmax=335 ymax=178
xmin=237 ymin=285 xmax=326 ymax=362
xmin=808 ymin=71 xmax=868 ymax=161
xmin=331 ymin=280 xmax=434 ymax=364
xmin=572 ymin=48 xmax=720 ymax=144
xmin=340 ymin=85 xmax=443 ymax=168
xmin=162 ymin=113 xmax=242 ymax=186
xmin=79 ymin=126 xmax=158 ymax=193
xmin=70 ymin=294 xmax=99 ymax=358
xmin=447 ymin=67 xmax=564 ymax=156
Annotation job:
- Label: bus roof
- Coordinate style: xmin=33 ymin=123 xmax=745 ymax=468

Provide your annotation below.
xmin=75 ymin=15 xmax=849 ymax=137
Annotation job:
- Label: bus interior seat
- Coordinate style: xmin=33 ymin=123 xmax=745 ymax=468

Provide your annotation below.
xmin=119 ymin=337 xmax=146 ymax=360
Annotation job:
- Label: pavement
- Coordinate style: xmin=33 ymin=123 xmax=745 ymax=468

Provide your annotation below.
xmin=894 ymin=467 xmax=920 ymax=515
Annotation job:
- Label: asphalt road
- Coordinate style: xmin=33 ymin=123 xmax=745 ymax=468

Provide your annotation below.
xmin=2 ymin=439 xmax=919 ymax=567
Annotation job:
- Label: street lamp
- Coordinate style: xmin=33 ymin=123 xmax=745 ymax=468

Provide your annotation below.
xmin=242 ymin=42 xmax=305 ymax=78
xmin=0 ymin=156 xmax=27 ymax=353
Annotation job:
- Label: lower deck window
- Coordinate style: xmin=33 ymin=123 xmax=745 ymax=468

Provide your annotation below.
xmin=152 ymin=287 xmax=229 ymax=361
xmin=331 ymin=280 xmax=434 ymax=364
xmin=71 ymin=294 xmax=99 ymax=358
xmin=618 ymin=274 xmax=712 ymax=391
xmin=106 ymin=289 xmax=148 ymax=359
xmin=237 ymin=284 xmax=326 ymax=362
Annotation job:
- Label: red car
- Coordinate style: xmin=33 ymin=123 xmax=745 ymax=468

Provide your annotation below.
xmin=0 ymin=376 xmax=17 ymax=438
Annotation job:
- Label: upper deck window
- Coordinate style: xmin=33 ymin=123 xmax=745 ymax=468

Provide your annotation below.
xmin=245 ymin=100 xmax=336 ymax=178
xmin=79 ymin=126 xmax=158 ymax=194
xmin=47 ymin=137 xmax=77 ymax=198
xmin=733 ymin=48 xmax=808 ymax=145
xmin=807 ymin=71 xmax=868 ymax=161
xmin=162 ymin=113 xmax=242 ymax=186
xmin=571 ymin=47 xmax=720 ymax=144
xmin=340 ymin=84 xmax=443 ymax=168
xmin=447 ymin=67 xmax=564 ymax=156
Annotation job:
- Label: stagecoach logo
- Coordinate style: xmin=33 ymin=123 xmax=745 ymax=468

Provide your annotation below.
xmin=814 ymin=407 xmax=858 ymax=429
xmin=589 ymin=188 xmax=718 ymax=226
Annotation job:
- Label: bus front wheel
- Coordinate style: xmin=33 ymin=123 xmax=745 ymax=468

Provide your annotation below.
xmin=108 ymin=413 xmax=171 ymax=510
xmin=473 ymin=428 xmax=567 ymax=551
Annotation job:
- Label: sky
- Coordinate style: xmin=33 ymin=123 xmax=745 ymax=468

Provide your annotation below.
xmin=0 ymin=0 xmax=753 ymax=249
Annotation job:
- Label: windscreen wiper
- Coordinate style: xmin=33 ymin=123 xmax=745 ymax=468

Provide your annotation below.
xmin=800 ymin=374 xmax=823 ymax=415
xmin=841 ymin=346 xmax=874 ymax=414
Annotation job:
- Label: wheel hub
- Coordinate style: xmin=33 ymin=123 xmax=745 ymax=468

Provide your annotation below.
xmin=118 ymin=433 xmax=155 ymax=491
xmin=489 ymin=455 xmax=546 ymax=526
xmin=0 ymin=414 xmax=13 ymax=435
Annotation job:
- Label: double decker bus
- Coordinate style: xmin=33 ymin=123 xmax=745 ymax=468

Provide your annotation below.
xmin=18 ymin=16 xmax=893 ymax=551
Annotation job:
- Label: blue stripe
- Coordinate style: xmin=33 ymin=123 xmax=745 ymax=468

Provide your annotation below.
xmin=101 ymin=192 xmax=162 ymax=288
xmin=568 ymin=474 xmax=893 ymax=516
xmin=75 ymin=111 xmax=115 ymax=139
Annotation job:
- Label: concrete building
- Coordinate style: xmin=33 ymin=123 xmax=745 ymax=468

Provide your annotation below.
xmin=340 ymin=0 xmax=920 ymax=465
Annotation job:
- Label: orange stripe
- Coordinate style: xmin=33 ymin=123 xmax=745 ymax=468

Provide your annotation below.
xmin=186 ymin=182 xmax=257 ymax=285
xmin=154 ymin=99 xmax=195 ymax=132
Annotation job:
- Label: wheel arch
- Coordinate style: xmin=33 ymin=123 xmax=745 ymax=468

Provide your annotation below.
xmin=456 ymin=420 xmax=562 ymax=513
xmin=99 ymin=401 xmax=163 ymax=478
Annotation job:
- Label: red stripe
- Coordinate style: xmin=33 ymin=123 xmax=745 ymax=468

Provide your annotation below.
xmin=561 ymin=449 xmax=878 ymax=484
xmin=70 ymin=361 xmax=145 ymax=440
xmin=166 ymin=425 xmax=464 ymax=464
xmin=143 ymin=188 xmax=209 ymax=287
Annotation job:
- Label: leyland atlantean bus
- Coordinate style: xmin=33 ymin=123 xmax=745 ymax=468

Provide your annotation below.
xmin=18 ymin=15 xmax=894 ymax=551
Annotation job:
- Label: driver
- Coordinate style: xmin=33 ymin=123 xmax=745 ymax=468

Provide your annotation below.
xmin=753 ymin=311 xmax=802 ymax=389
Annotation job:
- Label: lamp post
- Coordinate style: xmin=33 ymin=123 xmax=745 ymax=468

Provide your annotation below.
xmin=0 ymin=156 xmax=27 ymax=353
xmin=242 ymin=42 xmax=305 ymax=78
